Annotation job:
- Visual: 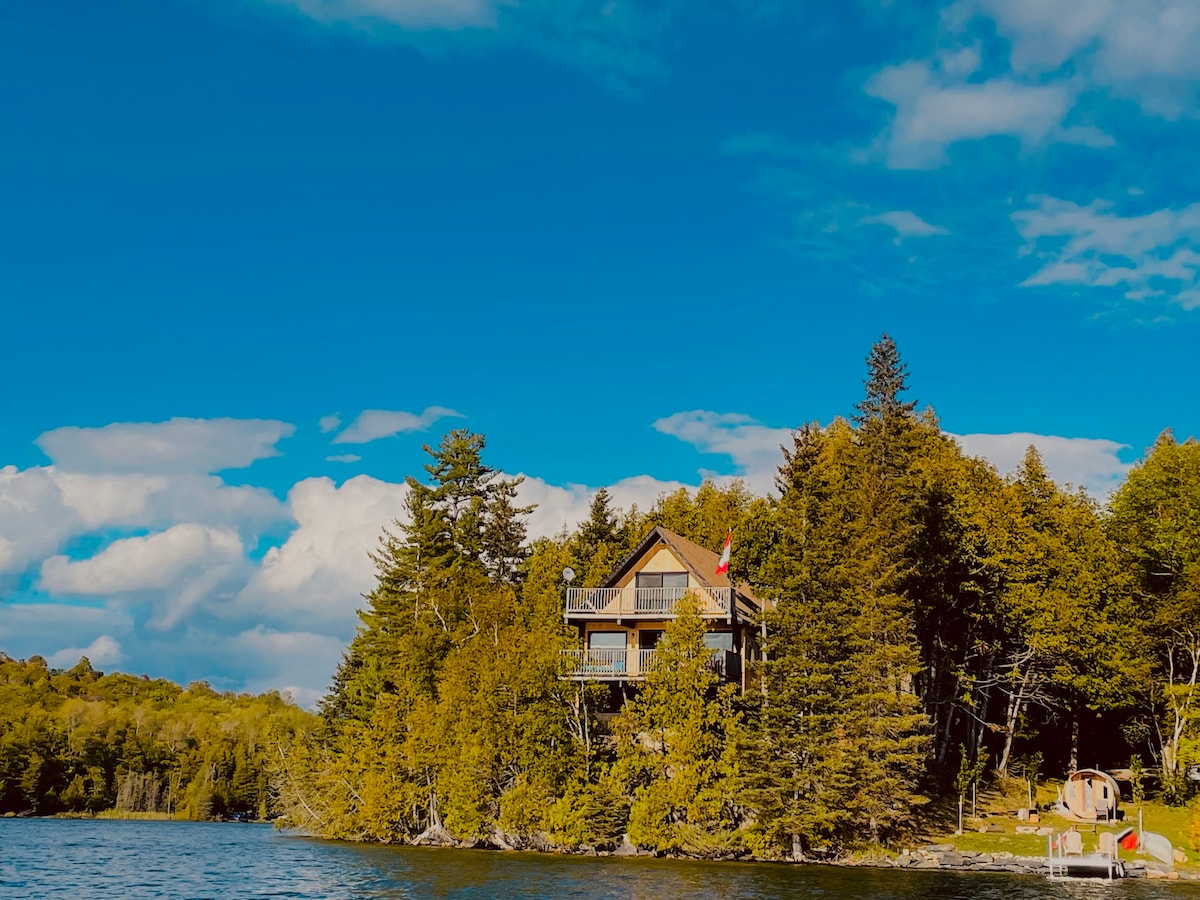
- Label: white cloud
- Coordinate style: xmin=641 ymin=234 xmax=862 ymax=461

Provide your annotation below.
xmin=319 ymin=414 xmax=342 ymax=434
xmin=47 ymin=635 xmax=125 ymax=669
xmin=236 ymin=475 xmax=410 ymax=630
xmin=41 ymin=525 xmax=244 ymax=595
xmin=650 ymin=408 xmax=1134 ymax=500
xmin=864 ymin=58 xmax=1076 ymax=169
xmin=37 ymin=418 xmax=294 ymax=475
xmin=40 ymin=524 xmax=250 ymax=631
xmin=653 ymin=410 xmax=791 ymax=493
xmin=861 ymin=210 xmax=949 ymax=240
xmin=227 ymin=627 xmax=348 ymax=708
xmin=0 ymin=603 xmax=135 ymax=662
xmin=972 ymin=0 xmax=1200 ymax=118
xmin=264 ymin=0 xmax=497 ymax=30
xmin=0 ymin=465 xmax=80 ymax=576
xmin=333 ymin=407 xmax=463 ymax=444
xmin=951 ymin=431 xmax=1131 ymax=498
xmin=326 ymin=454 xmax=363 ymax=463
xmin=0 ymin=464 xmax=286 ymax=578
xmin=1013 ymin=195 xmax=1200 ymax=306
xmin=516 ymin=473 xmax=692 ymax=540
xmin=54 ymin=472 xmax=285 ymax=534
xmin=250 ymin=0 xmax=691 ymax=86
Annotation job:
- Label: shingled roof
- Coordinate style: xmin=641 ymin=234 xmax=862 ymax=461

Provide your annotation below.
xmin=599 ymin=525 xmax=760 ymax=605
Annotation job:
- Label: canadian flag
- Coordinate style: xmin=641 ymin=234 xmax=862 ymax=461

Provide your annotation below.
xmin=715 ymin=530 xmax=732 ymax=575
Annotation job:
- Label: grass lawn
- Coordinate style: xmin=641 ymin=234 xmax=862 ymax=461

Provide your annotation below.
xmin=919 ymin=778 xmax=1199 ymax=870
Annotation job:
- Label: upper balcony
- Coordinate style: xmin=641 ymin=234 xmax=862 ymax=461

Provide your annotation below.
xmin=564 ymin=586 xmax=731 ymax=620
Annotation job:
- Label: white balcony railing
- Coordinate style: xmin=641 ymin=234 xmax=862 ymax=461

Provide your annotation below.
xmin=565 ymin=586 xmax=731 ymax=618
xmin=561 ymin=648 xmax=740 ymax=681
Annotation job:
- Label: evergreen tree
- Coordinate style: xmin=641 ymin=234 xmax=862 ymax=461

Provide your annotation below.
xmin=1108 ymin=432 xmax=1200 ymax=795
xmin=745 ymin=422 xmax=858 ymax=858
xmin=615 ymin=594 xmax=745 ymax=857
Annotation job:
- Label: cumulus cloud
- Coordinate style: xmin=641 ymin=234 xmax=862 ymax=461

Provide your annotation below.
xmin=516 ymin=473 xmax=692 ymax=540
xmin=0 ymin=603 xmax=135 ymax=662
xmin=653 ymin=410 xmax=791 ymax=493
xmin=226 ymin=626 xmax=349 ymax=708
xmin=0 ymin=465 xmax=81 ymax=577
xmin=54 ymin=472 xmax=285 ymax=534
xmin=333 ymin=407 xmax=463 ymax=444
xmin=951 ymin=431 xmax=1132 ymax=498
xmin=236 ymin=475 xmax=410 ymax=630
xmin=41 ymin=525 xmax=244 ymax=595
xmin=40 ymin=524 xmax=251 ymax=631
xmin=1013 ymin=196 xmax=1200 ymax=307
xmin=47 ymin=635 xmax=125 ymax=669
xmin=861 ymin=210 xmax=949 ymax=241
xmin=650 ymin=408 xmax=1133 ymax=500
xmin=37 ymin=418 xmax=294 ymax=475
xmin=319 ymin=414 xmax=342 ymax=434
xmin=0 ymin=465 xmax=286 ymax=578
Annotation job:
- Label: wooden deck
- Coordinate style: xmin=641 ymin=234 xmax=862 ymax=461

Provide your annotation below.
xmin=564 ymin=587 xmax=731 ymax=619
xmin=561 ymin=648 xmax=740 ymax=681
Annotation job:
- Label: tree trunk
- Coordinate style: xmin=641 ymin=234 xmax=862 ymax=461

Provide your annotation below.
xmin=1068 ymin=700 xmax=1081 ymax=773
xmin=997 ymin=676 xmax=1029 ymax=778
xmin=414 ymin=790 xmax=455 ymax=846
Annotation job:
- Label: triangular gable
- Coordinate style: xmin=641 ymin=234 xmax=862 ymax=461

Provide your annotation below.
xmin=597 ymin=526 xmax=763 ymax=614
xmin=599 ymin=526 xmax=714 ymax=589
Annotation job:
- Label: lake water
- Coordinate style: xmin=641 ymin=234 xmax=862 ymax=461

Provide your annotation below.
xmin=1 ymin=818 xmax=1197 ymax=899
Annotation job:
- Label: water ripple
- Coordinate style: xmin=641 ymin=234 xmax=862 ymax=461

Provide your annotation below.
xmin=0 ymin=819 xmax=1195 ymax=899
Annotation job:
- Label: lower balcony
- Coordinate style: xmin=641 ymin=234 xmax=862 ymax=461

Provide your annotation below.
xmin=561 ymin=648 xmax=741 ymax=682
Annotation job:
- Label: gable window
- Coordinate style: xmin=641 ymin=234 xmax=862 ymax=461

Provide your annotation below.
xmin=634 ymin=572 xmax=688 ymax=612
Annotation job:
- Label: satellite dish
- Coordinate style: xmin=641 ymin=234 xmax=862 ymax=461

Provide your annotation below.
xmin=563 ymin=567 xmax=576 ymax=583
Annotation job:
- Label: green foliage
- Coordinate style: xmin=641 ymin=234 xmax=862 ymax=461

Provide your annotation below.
xmin=1109 ymin=433 xmax=1200 ymax=787
xmin=0 ymin=653 xmax=312 ymax=819
xmin=614 ymin=594 xmax=746 ymax=857
xmin=1131 ymin=754 xmax=1145 ymax=807
xmin=271 ymin=338 xmax=1200 ymax=859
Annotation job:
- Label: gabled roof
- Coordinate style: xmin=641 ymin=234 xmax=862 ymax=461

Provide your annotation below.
xmin=600 ymin=525 xmax=760 ymax=605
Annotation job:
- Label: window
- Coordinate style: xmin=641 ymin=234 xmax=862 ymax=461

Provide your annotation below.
xmin=588 ymin=631 xmax=627 ymax=649
xmin=636 ymin=572 xmax=689 ymax=590
xmin=638 ymin=630 xmax=664 ymax=650
xmin=703 ymin=632 xmax=734 ymax=652
xmin=635 ymin=572 xmax=689 ymax=611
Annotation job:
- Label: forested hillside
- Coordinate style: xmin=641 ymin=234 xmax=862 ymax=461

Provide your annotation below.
xmin=0 ymin=654 xmax=314 ymax=819
xmin=276 ymin=335 xmax=1200 ymax=858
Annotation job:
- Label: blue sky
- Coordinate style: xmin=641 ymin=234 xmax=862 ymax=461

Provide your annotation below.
xmin=3 ymin=0 xmax=1200 ymax=703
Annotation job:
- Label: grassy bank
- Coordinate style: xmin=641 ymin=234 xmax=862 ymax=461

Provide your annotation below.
xmin=922 ymin=778 xmax=1198 ymax=871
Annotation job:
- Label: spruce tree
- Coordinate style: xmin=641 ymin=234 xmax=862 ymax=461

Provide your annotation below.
xmin=615 ymin=594 xmax=745 ymax=856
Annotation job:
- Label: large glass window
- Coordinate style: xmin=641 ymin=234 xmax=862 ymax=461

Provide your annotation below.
xmin=587 ymin=631 xmax=627 ymax=649
xmin=703 ymin=632 xmax=734 ymax=652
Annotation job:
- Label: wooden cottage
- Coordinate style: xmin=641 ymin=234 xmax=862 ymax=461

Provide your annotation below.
xmin=561 ymin=526 xmax=764 ymax=697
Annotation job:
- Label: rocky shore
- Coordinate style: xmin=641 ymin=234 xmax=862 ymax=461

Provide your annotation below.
xmin=846 ymin=845 xmax=1195 ymax=881
xmin=540 ymin=835 xmax=1200 ymax=881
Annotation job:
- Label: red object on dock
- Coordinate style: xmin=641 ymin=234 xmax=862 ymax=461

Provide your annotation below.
xmin=1118 ymin=829 xmax=1138 ymax=851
